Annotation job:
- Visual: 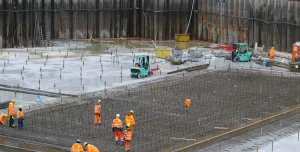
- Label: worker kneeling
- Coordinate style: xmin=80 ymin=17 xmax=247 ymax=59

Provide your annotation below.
xmin=0 ymin=114 xmax=8 ymax=126
xmin=17 ymin=106 xmax=24 ymax=128
xmin=84 ymin=142 xmax=99 ymax=152
xmin=94 ymin=100 xmax=102 ymax=125
xmin=112 ymin=114 xmax=124 ymax=145
xmin=124 ymin=123 xmax=133 ymax=152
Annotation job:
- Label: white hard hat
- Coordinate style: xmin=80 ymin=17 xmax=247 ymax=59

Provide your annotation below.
xmin=116 ymin=114 xmax=120 ymax=117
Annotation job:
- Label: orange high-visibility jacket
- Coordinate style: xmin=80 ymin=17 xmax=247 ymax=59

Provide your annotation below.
xmin=70 ymin=143 xmax=84 ymax=152
xmin=185 ymin=99 xmax=191 ymax=108
xmin=0 ymin=114 xmax=6 ymax=124
xmin=8 ymin=102 xmax=15 ymax=116
xmin=124 ymin=128 xmax=133 ymax=141
xmin=125 ymin=114 xmax=135 ymax=126
xmin=17 ymin=111 xmax=24 ymax=118
xmin=112 ymin=118 xmax=123 ymax=129
xmin=269 ymin=47 xmax=275 ymax=58
xmin=85 ymin=144 xmax=100 ymax=152
xmin=94 ymin=104 xmax=101 ymax=114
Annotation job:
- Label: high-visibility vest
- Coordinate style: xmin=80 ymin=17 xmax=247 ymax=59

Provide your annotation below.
xmin=112 ymin=118 xmax=123 ymax=128
xmin=0 ymin=114 xmax=6 ymax=124
xmin=124 ymin=129 xmax=133 ymax=141
xmin=17 ymin=111 xmax=24 ymax=118
xmin=8 ymin=102 xmax=15 ymax=116
xmin=85 ymin=144 xmax=100 ymax=152
xmin=125 ymin=114 xmax=135 ymax=126
xmin=185 ymin=99 xmax=191 ymax=108
xmin=70 ymin=143 xmax=84 ymax=152
xmin=94 ymin=104 xmax=101 ymax=114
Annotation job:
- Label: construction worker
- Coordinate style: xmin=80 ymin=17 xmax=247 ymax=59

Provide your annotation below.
xmin=269 ymin=47 xmax=275 ymax=60
xmin=124 ymin=123 xmax=133 ymax=152
xmin=125 ymin=110 xmax=135 ymax=131
xmin=94 ymin=100 xmax=102 ymax=125
xmin=17 ymin=106 xmax=24 ymax=128
xmin=185 ymin=99 xmax=191 ymax=114
xmin=0 ymin=114 xmax=8 ymax=125
xmin=112 ymin=114 xmax=124 ymax=145
xmin=185 ymin=99 xmax=191 ymax=109
xmin=8 ymin=99 xmax=15 ymax=127
xmin=70 ymin=139 xmax=84 ymax=152
xmin=83 ymin=142 xmax=99 ymax=152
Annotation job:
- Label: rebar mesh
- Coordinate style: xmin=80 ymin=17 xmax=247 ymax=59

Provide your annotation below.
xmin=1 ymin=69 xmax=300 ymax=152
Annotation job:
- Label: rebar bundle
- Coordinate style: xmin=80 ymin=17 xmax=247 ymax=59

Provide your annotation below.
xmin=1 ymin=69 xmax=300 ymax=152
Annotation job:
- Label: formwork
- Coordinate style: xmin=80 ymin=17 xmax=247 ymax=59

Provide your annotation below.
xmin=1 ymin=69 xmax=300 ymax=152
xmin=1 ymin=0 xmax=300 ymax=52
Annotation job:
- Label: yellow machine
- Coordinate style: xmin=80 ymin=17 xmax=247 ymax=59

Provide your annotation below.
xmin=175 ymin=34 xmax=190 ymax=49
xmin=155 ymin=48 xmax=171 ymax=59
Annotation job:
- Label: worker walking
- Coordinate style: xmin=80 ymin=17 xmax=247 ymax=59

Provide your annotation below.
xmin=70 ymin=139 xmax=84 ymax=152
xmin=269 ymin=47 xmax=275 ymax=60
xmin=83 ymin=142 xmax=100 ymax=152
xmin=0 ymin=114 xmax=8 ymax=125
xmin=8 ymin=99 xmax=15 ymax=127
xmin=112 ymin=114 xmax=124 ymax=145
xmin=124 ymin=123 xmax=133 ymax=152
xmin=17 ymin=106 xmax=24 ymax=128
xmin=94 ymin=100 xmax=102 ymax=125
xmin=185 ymin=99 xmax=191 ymax=114
xmin=125 ymin=110 xmax=135 ymax=131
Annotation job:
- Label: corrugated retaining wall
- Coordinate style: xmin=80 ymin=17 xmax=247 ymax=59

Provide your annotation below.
xmin=0 ymin=0 xmax=300 ymax=52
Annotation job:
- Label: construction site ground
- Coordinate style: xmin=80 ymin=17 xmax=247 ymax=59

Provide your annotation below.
xmin=196 ymin=113 xmax=300 ymax=152
xmin=1 ymin=68 xmax=300 ymax=151
xmin=0 ymin=40 xmax=297 ymax=151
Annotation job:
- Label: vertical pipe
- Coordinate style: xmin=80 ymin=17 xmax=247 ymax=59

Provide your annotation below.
xmin=50 ymin=0 xmax=54 ymax=40
xmin=296 ymin=1 xmax=300 ymax=45
xmin=69 ymin=0 xmax=74 ymax=39
xmin=41 ymin=0 xmax=45 ymax=41
xmin=287 ymin=1 xmax=295 ymax=52
xmin=281 ymin=0 xmax=287 ymax=52
xmin=96 ymin=0 xmax=99 ymax=38
xmin=2 ymin=0 xmax=7 ymax=48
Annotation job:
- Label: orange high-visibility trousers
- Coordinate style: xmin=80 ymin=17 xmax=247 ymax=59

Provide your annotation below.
xmin=94 ymin=114 xmax=102 ymax=124
xmin=113 ymin=131 xmax=123 ymax=141
xmin=125 ymin=140 xmax=131 ymax=152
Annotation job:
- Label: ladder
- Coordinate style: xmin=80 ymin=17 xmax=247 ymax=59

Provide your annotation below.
xmin=38 ymin=26 xmax=43 ymax=43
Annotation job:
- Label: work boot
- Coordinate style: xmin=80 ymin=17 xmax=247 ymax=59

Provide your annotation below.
xmin=115 ymin=141 xmax=118 ymax=145
xmin=121 ymin=140 xmax=125 ymax=145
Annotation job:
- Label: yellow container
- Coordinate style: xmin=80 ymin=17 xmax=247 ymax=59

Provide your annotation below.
xmin=155 ymin=48 xmax=171 ymax=59
xmin=175 ymin=34 xmax=190 ymax=42
xmin=176 ymin=42 xmax=189 ymax=49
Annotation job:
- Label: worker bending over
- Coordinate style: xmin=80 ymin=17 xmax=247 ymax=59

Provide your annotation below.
xmin=70 ymin=139 xmax=84 ymax=152
xmin=125 ymin=110 xmax=135 ymax=131
xmin=94 ymin=99 xmax=102 ymax=125
xmin=84 ymin=142 xmax=100 ymax=152
xmin=112 ymin=114 xmax=124 ymax=145
xmin=17 ymin=106 xmax=24 ymax=128
xmin=124 ymin=123 xmax=133 ymax=152
xmin=0 ymin=114 xmax=8 ymax=125
xmin=269 ymin=47 xmax=275 ymax=60
xmin=185 ymin=99 xmax=191 ymax=115
xmin=8 ymin=99 xmax=15 ymax=127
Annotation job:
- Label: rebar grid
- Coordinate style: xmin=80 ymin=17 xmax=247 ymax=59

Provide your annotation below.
xmin=1 ymin=69 xmax=300 ymax=152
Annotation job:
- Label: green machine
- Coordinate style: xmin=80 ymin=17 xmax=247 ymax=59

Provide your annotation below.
xmin=130 ymin=55 xmax=151 ymax=78
xmin=232 ymin=43 xmax=253 ymax=62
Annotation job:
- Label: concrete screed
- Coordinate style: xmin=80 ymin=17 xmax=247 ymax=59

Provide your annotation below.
xmin=0 ymin=42 xmax=296 ymax=151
